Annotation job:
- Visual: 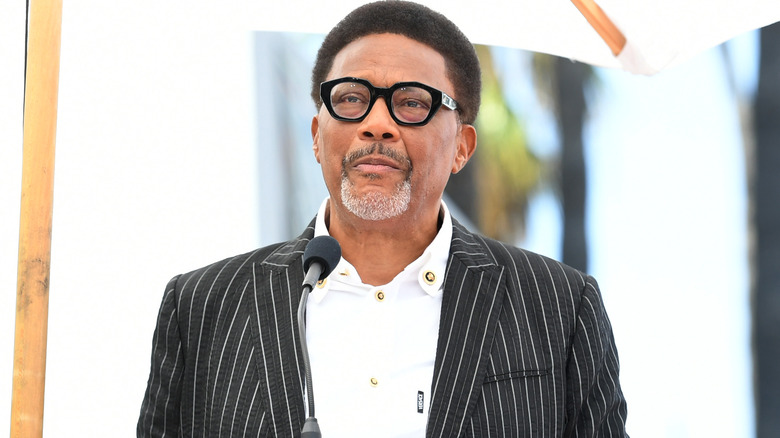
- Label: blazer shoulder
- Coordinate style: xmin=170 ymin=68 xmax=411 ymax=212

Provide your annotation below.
xmin=175 ymin=216 xmax=317 ymax=287
xmin=460 ymin=225 xmax=587 ymax=281
xmin=168 ymin=220 xmax=316 ymax=318
xmin=174 ymin=242 xmax=285 ymax=286
xmin=452 ymin=223 xmax=593 ymax=306
xmin=495 ymin=238 xmax=586 ymax=282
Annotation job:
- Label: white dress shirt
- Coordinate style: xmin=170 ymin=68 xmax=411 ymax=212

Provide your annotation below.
xmin=306 ymin=198 xmax=452 ymax=437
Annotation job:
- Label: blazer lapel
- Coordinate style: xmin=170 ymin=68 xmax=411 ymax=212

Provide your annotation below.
xmin=247 ymin=223 xmax=315 ymax=437
xmin=426 ymin=221 xmax=507 ymax=438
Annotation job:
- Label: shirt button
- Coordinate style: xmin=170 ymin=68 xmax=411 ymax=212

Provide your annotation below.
xmin=375 ymin=290 xmax=385 ymax=302
xmin=369 ymin=377 xmax=379 ymax=387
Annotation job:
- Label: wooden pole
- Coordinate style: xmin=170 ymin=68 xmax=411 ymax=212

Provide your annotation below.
xmin=571 ymin=0 xmax=627 ymax=56
xmin=11 ymin=0 xmax=63 ymax=436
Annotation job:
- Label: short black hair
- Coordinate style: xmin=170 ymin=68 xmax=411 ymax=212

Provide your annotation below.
xmin=311 ymin=0 xmax=481 ymax=125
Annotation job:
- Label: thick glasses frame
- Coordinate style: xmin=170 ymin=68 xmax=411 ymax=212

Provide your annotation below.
xmin=319 ymin=77 xmax=458 ymax=126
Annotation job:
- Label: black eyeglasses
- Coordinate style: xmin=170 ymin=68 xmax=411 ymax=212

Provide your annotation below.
xmin=319 ymin=77 xmax=458 ymax=126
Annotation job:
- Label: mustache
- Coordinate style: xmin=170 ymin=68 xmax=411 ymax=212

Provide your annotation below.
xmin=342 ymin=143 xmax=412 ymax=172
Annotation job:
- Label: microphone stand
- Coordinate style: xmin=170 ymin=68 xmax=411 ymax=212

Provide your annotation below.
xmin=298 ymin=273 xmax=321 ymax=438
xmin=298 ymin=235 xmax=340 ymax=438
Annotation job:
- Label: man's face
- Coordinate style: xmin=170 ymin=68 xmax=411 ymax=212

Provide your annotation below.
xmin=311 ymin=33 xmax=475 ymax=224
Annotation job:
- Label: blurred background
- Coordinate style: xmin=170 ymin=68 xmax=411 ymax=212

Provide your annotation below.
xmin=1 ymin=2 xmax=778 ymax=436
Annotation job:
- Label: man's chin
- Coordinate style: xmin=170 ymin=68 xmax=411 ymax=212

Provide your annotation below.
xmin=340 ymin=181 xmax=412 ymax=222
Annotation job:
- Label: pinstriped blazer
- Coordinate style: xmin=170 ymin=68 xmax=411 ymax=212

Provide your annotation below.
xmin=138 ymin=218 xmax=627 ymax=437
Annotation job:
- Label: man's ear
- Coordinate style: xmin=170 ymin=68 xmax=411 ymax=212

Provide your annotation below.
xmin=452 ymin=123 xmax=477 ymax=174
xmin=311 ymin=115 xmax=321 ymax=163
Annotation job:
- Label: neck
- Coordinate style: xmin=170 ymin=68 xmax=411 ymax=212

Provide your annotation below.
xmin=326 ymin=201 xmax=441 ymax=286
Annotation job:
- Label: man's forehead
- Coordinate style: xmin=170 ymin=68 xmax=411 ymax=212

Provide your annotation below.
xmin=326 ymin=33 xmax=451 ymax=89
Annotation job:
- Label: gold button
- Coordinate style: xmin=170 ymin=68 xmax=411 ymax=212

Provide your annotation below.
xmin=375 ymin=290 xmax=385 ymax=301
xmin=316 ymin=278 xmax=327 ymax=288
xmin=369 ymin=377 xmax=379 ymax=387
xmin=423 ymin=270 xmax=436 ymax=285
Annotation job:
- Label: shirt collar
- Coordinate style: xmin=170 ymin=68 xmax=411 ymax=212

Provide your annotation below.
xmin=312 ymin=197 xmax=452 ymax=299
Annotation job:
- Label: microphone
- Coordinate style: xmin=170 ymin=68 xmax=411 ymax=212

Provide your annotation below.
xmin=302 ymin=235 xmax=342 ymax=290
xmin=298 ymin=236 xmax=341 ymax=438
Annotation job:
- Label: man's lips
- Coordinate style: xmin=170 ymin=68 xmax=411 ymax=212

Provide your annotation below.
xmin=350 ymin=155 xmax=404 ymax=173
xmin=354 ymin=163 xmax=397 ymax=173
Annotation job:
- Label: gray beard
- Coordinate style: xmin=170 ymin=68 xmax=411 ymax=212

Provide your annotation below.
xmin=339 ymin=143 xmax=413 ymax=221
xmin=340 ymin=175 xmax=412 ymax=221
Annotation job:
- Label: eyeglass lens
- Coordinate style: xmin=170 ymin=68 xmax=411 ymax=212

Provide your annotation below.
xmin=329 ymin=82 xmax=434 ymax=124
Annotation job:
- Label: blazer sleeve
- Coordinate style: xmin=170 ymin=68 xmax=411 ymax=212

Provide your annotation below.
xmin=565 ymin=275 xmax=628 ymax=437
xmin=137 ymin=276 xmax=185 ymax=437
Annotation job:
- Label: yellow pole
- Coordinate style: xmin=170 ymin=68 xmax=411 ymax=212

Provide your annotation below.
xmin=571 ymin=0 xmax=627 ymax=56
xmin=11 ymin=0 xmax=63 ymax=436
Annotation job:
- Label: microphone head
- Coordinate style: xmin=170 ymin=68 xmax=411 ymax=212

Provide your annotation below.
xmin=303 ymin=236 xmax=342 ymax=281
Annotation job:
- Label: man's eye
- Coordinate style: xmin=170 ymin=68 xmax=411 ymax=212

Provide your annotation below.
xmin=399 ymin=99 xmax=429 ymax=110
xmin=337 ymin=93 xmax=367 ymax=104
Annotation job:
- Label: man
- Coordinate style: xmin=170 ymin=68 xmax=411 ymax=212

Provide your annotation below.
xmin=138 ymin=1 xmax=628 ymax=437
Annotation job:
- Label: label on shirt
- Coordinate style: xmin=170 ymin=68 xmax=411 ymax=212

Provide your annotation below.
xmin=417 ymin=391 xmax=424 ymax=413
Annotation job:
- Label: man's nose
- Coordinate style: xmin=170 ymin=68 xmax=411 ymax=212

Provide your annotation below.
xmin=358 ymin=98 xmax=400 ymax=140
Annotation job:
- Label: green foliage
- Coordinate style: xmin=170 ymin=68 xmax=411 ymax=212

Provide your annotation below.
xmin=472 ymin=45 xmax=541 ymax=242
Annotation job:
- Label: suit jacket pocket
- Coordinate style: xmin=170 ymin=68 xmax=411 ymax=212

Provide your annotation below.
xmin=471 ymin=368 xmax=556 ymax=436
xmin=483 ymin=368 xmax=550 ymax=384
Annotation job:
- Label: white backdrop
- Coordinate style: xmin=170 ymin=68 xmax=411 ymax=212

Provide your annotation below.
xmin=1 ymin=3 xmax=260 ymax=434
